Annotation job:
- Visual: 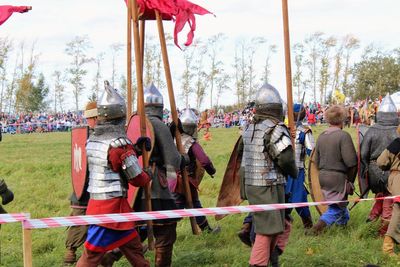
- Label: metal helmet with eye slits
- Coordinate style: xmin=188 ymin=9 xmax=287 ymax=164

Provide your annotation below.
xmin=180 ymin=108 xmax=198 ymax=137
xmin=254 ymin=83 xmax=284 ymax=120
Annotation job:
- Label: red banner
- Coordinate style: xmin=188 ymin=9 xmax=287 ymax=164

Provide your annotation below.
xmin=0 ymin=5 xmax=31 ymax=26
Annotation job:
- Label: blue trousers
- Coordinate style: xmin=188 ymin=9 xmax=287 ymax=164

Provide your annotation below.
xmin=320 ymin=204 xmax=349 ymax=226
xmin=285 ymin=169 xmax=311 ymax=218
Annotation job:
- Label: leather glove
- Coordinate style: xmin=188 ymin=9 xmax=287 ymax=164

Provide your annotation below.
xmin=134 ymin=137 xmax=152 ymax=155
xmin=0 ymin=179 xmax=14 ymax=205
xmin=169 ymin=119 xmax=184 ymax=138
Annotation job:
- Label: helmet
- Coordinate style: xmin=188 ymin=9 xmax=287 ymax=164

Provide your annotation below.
xmin=97 ymin=81 xmax=126 ymax=121
xmin=376 ymin=93 xmax=398 ymax=125
xmin=180 ymin=108 xmax=198 ymax=137
xmin=254 ymin=83 xmax=284 ymax=119
xmin=144 ymin=83 xmax=164 ymax=119
xmin=293 ymin=103 xmax=305 ymax=122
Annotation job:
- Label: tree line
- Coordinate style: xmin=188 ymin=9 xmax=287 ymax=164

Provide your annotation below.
xmin=0 ymin=32 xmax=399 ymax=114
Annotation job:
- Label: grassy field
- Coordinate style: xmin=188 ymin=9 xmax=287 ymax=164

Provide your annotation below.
xmin=0 ymin=126 xmax=399 ymax=266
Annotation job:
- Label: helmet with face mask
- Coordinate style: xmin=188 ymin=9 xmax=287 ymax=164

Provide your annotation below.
xmin=180 ymin=108 xmax=198 ymax=138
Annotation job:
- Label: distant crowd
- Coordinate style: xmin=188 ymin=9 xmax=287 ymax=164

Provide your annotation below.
xmin=0 ymin=98 xmax=388 ymax=135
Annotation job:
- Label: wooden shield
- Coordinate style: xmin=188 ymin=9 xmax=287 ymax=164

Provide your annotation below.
xmin=215 ymin=136 xmax=243 ymax=220
xmin=308 ymin=149 xmax=327 ymax=215
xmin=126 ymin=114 xmax=155 ymax=207
xmin=71 ymin=126 xmax=89 ymax=200
xmin=357 ymin=124 xmax=370 ymax=197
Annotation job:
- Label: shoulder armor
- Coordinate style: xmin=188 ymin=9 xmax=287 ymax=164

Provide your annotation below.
xmin=110 ymin=137 xmax=132 ymax=148
xmin=304 ymin=131 xmax=315 ymax=151
xmin=269 ymin=123 xmax=292 ymax=158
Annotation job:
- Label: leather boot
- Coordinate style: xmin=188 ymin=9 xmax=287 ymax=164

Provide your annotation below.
xmin=382 ymin=236 xmax=396 ymax=256
xmin=238 ymin=223 xmax=252 ymax=247
xmin=155 ymin=246 xmax=173 ymax=267
xmin=0 ymin=179 xmax=14 ymax=205
xmin=99 ymin=249 xmax=123 ymax=267
xmin=379 ymin=220 xmax=390 ymax=237
xmin=269 ymin=247 xmax=281 ymax=267
xmin=305 ymin=220 xmax=327 ymax=236
xmin=199 ymin=220 xmax=221 ymax=234
xmin=63 ymin=248 xmax=77 ymax=266
xmin=301 ymin=216 xmax=313 ymax=229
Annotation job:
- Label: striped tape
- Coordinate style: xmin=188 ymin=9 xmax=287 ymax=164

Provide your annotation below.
xmin=0 ymin=213 xmax=30 ymax=224
xmin=22 ymin=196 xmax=397 ymax=229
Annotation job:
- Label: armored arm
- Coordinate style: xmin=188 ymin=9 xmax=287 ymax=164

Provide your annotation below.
xmin=267 ymin=124 xmax=298 ymax=178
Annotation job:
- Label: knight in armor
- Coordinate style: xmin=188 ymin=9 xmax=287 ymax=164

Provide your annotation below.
xmin=361 ymin=94 xmax=398 ymax=236
xmin=76 ymin=81 xmax=151 ymax=267
xmin=238 ymin=83 xmax=297 ymax=266
xmin=285 ymin=103 xmax=314 ymax=228
xmin=63 ymin=101 xmax=97 ymax=266
xmin=377 ymin=126 xmax=400 ymax=256
xmin=134 ymin=83 xmax=183 ymax=267
xmin=173 ymin=108 xmax=218 ymax=233
xmin=307 ymin=105 xmax=357 ymax=235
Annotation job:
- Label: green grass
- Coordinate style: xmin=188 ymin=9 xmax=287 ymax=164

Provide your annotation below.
xmin=0 ymin=127 xmax=399 ymax=266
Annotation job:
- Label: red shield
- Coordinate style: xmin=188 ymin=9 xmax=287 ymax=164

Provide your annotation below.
xmin=126 ymin=114 xmax=154 ymax=207
xmin=71 ymin=127 xmax=89 ymax=200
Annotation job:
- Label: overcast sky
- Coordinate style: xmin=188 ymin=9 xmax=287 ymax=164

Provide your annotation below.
xmin=1 ymin=0 xmax=400 ymax=111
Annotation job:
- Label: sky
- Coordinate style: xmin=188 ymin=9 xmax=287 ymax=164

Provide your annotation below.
xmin=1 ymin=0 xmax=400 ymax=111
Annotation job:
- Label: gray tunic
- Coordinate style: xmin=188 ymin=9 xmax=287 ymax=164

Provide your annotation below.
xmin=315 ymin=127 xmax=357 ymax=197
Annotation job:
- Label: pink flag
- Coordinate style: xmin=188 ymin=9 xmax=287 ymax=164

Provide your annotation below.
xmin=0 ymin=5 xmax=31 ymax=26
xmin=124 ymin=0 xmax=213 ymax=48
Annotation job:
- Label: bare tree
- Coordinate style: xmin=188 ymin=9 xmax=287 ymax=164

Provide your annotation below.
xmin=330 ymin=42 xmax=344 ymax=101
xmin=0 ymin=38 xmax=13 ymax=111
xmin=341 ymin=34 xmax=360 ymax=96
xmin=53 ymin=70 xmax=65 ymax=113
xmin=90 ymin=52 xmax=104 ymax=101
xmin=319 ymin=36 xmax=336 ymax=104
xmin=292 ymin=43 xmax=305 ymax=102
xmin=233 ymin=41 xmax=248 ymax=107
xmin=262 ymin=44 xmax=277 ymax=84
xmin=247 ymin=37 xmax=266 ymax=101
xmin=65 ymin=35 xmax=92 ymax=112
xmin=193 ymin=42 xmax=208 ymax=111
xmin=215 ymin=72 xmax=230 ymax=108
xmin=304 ymin=32 xmax=324 ymax=103
xmin=207 ymin=33 xmax=226 ymax=108
xmin=110 ymin=43 xmax=123 ymax=88
xmin=180 ymin=46 xmax=195 ymax=108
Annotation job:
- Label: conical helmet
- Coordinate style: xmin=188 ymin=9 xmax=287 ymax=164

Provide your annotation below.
xmin=144 ymin=83 xmax=164 ymax=119
xmin=377 ymin=93 xmax=398 ymax=125
xmin=97 ymin=81 xmax=126 ymax=121
xmin=180 ymin=108 xmax=198 ymax=137
xmin=144 ymin=83 xmax=163 ymax=107
xmin=254 ymin=83 xmax=284 ymax=120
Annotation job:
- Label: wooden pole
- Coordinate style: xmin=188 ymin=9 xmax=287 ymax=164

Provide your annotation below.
xmin=126 ymin=0 xmax=133 ymax=120
xmin=131 ymin=0 xmax=154 ymax=250
xmin=282 ymin=0 xmax=295 ymax=142
xmin=22 ymin=228 xmax=32 ymax=267
xmin=155 ymin=10 xmax=200 ymax=235
xmin=140 ymin=20 xmax=146 ymax=77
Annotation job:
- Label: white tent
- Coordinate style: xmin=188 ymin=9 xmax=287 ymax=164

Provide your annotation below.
xmin=391 ymin=91 xmax=400 ymax=111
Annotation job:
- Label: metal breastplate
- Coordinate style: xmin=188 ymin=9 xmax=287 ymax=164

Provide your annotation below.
xmin=181 ymin=133 xmax=195 ymax=154
xmin=242 ymin=119 xmax=285 ymax=186
xmin=86 ymin=139 xmax=126 ymax=200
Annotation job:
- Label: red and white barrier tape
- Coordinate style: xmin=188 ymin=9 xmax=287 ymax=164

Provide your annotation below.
xmin=21 ymin=196 xmax=397 ymax=229
xmin=0 ymin=213 xmax=30 ymax=224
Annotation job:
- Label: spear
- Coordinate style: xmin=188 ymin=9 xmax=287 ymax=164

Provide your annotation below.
xmin=281 ymin=0 xmax=295 ymax=144
xmin=130 ymin=0 xmax=155 ymax=249
xmin=155 ymin=10 xmax=200 ymax=235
